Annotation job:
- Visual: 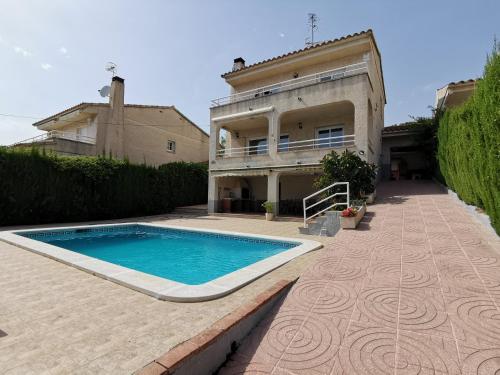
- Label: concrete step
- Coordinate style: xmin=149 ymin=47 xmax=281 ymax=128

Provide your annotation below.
xmin=298 ymin=211 xmax=341 ymax=237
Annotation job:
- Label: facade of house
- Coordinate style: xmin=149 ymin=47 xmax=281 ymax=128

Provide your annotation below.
xmin=435 ymin=79 xmax=476 ymax=111
xmin=208 ymin=30 xmax=386 ymax=216
xmin=14 ymin=77 xmax=209 ymax=166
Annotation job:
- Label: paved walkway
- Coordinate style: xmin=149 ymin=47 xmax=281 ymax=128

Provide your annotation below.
xmin=219 ymin=181 xmax=500 ymax=374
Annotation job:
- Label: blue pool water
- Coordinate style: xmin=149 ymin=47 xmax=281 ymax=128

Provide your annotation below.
xmin=19 ymin=225 xmax=298 ymax=285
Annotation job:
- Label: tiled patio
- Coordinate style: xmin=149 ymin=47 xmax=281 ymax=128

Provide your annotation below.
xmin=0 ymin=215 xmax=324 ymax=374
xmin=219 ymin=181 xmax=500 ymax=374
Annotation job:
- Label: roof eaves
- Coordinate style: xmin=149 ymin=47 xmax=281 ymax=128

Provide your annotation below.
xmin=32 ymin=102 xmax=107 ymax=127
xmin=170 ymin=106 xmax=209 ymax=138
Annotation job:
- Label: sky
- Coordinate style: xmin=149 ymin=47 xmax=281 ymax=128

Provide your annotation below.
xmin=0 ymin=0 xmax=499 ymax=145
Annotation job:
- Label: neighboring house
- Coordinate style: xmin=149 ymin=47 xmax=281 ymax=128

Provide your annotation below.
xmin=208 ymin=29 xmax=386 ymax=216
xmin=13 ymin=76 xmax=209 ymax=166
xmin=435 ymin=79 xmax=476 ymax=111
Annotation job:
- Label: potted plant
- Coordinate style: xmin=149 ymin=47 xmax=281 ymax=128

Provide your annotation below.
xmin=340 ymin=199 xmax=367 ymax=229
xmin=262 ymin=201 xmax=274 ymax=221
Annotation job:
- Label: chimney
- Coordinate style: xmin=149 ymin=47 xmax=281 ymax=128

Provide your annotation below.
xmin=232 ymin=57 xmax=245 ymax=72
xmin=103 ymin=76 xmax=125 ymax=159
xmin=110 ymin=76 xmax=125 ymax=109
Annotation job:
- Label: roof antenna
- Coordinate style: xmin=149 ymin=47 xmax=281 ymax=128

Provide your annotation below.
xmin=305 ymin=13 xmax=319 ymax=47
xmin=105 ymin=62 xmax=118 ymax=77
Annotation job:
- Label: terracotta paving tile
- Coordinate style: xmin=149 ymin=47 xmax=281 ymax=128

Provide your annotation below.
xmin=458 ymin=345 xmax=500 ymax=374
xmin=401 ymin=264 xmax=441 ymax=290
xmin=342 ymin=322 xmax=397 ymax=352
xmin=396 ymin=331 xmax=461 ymax=374
xmin=274 ymin=315 xmax=343 ymax=374
xmin=349 ymin=300 xmax=399 ymax=330
xmin=401 ymin=250 xmax=433 ymax=264
xmin=367 ymin=261 xmax=401 ymax=280
xmin=329 ymin=262 xmax=369 ymax=282
xmin=343 ymin=247 xmax=372 ymax=260
xmin=217 ymin=359 xmax=279 ymax=375
xmin=330 ymin=347 xmax=396 ymax=374
xmin=357 ymin=286 xmax=400 ymax=306
xmin=281 ymin=280 xmax=357 ymax=318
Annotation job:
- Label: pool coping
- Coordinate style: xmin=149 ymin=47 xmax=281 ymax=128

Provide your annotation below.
xmin=0 ymin=222 xmax=322 ymax=302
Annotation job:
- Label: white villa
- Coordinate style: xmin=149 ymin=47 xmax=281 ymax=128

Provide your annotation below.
xmin=208 ymin=30 xmax=386 ymax=216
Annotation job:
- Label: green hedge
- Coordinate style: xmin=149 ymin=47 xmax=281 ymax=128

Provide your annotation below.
xmin=437 ymin=48 xmax=500 ymax=234
xmin=0 ymin=148 xmax=208 ymax=226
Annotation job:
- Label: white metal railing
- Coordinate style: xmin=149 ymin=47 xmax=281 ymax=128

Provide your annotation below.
xmin=11 ymin=130 xmax=96 ymax=146
xmin=216 ymin=143 xmax=269 ymax=157
xmin=211 ymin=62 xmax=367 ymax=107
xmin=217 ymin=134 xmax=355 ymax=158
xmin=303 ymin=182 xmax=349 ymax=227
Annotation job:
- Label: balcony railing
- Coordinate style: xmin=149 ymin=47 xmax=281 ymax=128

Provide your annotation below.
xmin=11 ymin=130 xmax=96 ymax=146
xmin=216 ymin=134 xmax=355 ymax=158
xmin=211 ymin=62 xmax=367 ymax=107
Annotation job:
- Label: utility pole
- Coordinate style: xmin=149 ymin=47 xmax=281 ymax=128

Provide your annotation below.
xmin=305 ymin=13 xmax=319 ymax=47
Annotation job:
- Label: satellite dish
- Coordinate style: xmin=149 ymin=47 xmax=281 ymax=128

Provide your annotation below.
xmin=105 ymin=62 xmax=117 ymax=76
xmin=98 ymin=85 xmax=111 ymax=98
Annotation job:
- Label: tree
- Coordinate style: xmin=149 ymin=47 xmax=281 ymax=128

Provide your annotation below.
xmin=315 ymin=150 xmax=377 ymax=199
xmin=437 ymin=40 xmax=500 ymax=233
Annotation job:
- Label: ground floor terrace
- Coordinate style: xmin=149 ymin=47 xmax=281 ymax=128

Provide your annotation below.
xmin=1 ymin=181 xmax=499 ymax=374
xmin=209 ymin=168 xmax=324 ymax=216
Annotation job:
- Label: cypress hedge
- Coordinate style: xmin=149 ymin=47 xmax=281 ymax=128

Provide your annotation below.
xmin=437 ymin=46 xmax=500 ymax=234
xmin=0 ymin=148 xmax=208 ymax=226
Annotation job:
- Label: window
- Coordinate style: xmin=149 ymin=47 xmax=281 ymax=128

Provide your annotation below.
xmin=278 ymin=134 xmax=289 ymax=152
xmin=316 ymin=126 xmax=344 ymax=148
xmin=248 ymin=138 xmax=267 ymax=155
xmin=167 ymin=140 xmax=176 ymax=153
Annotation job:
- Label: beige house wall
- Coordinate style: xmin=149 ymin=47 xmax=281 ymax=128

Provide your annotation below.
xmin=121 ymin=107 xmax=209 ymax=166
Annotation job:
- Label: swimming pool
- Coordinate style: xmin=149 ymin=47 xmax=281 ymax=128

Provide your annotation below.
xmin=0 ymin=223 xmax=321 ymax=301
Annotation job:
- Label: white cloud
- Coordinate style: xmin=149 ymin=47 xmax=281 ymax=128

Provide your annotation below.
xmin=14 ymin=46 xmax=32 ymax=57
xmin=279 ymin=32 xmax=285 ymax=38
xmin=41 ymin=63 xmax=52 ymax=70
xmin=59 ymin=46 xmax=67 ymax=54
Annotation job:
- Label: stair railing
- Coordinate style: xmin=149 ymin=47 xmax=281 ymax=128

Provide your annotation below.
xmin=303 ymin=182 xmax=349 ymax=227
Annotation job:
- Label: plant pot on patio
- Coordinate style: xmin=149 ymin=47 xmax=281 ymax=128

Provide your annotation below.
xmin=262 ymin=201 xmax=274 ymax=221
xmin=340 ymin=203 xmax=366 ymax=229
xmin=362 ymin=190 xmax=376 ymax=204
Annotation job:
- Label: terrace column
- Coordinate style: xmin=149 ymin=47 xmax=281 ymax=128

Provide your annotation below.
xmin=267 ymin=111 xmax=279 ymax=160
xmin=209 ymin=121 xmax=220 ymax=162
xmin=353 ymin=98 xmax=369 ymax=161
xmin=208 ymin=173 xmax=219 ymax=214
xmin=267 ymin=171 xmax=280 ymax=216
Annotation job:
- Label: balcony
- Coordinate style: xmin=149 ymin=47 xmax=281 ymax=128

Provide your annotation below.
xmin=211 ymin=62 xmax=367 ymax=107
xmin=11 ymin=130 xmax=96 ymax=146
xmin=216 ymin=134 xmax=355 ymax=158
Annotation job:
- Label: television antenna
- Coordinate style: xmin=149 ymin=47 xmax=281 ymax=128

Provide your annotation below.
xmin=105 ymin=62 xmax=117 ymax=76
xmin=305 ymin=13 xmax=319 ymax=47
xmin=98 ymin=85 xmax=111 ymax=98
